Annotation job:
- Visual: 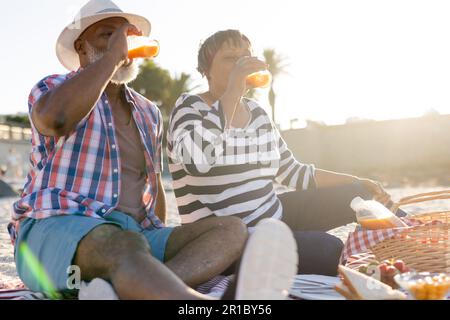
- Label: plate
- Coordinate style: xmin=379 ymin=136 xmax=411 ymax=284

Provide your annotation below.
xmin=290 ymin=275 xmax=345 ymax=300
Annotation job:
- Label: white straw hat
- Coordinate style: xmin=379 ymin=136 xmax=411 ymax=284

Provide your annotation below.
xmin=56 ymin=0 xmax=151 ymax=71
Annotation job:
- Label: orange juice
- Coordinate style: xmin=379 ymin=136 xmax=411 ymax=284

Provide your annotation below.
xmin=128 ymin=45 xmax=160 ymax=59
xmin=358 ymin=217 xmax=400 ymax=230
xmin=246 ymin=71 xmax=272 ymax=88
xmin=408 ymin=274 xmax=450 ymax=300
xmin=351 ymin=197 xmax=409 ymax=230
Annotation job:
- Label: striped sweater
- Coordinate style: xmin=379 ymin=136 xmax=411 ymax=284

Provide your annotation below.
xmin=166 ymin=94 xmax=316 ymax=226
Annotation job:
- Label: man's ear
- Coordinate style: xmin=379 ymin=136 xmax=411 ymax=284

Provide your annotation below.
xmin=74 ymin=38 xmax=86 ymax=55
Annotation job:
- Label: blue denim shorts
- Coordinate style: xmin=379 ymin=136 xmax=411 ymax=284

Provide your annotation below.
xmin=14 ymin=211 xmax=174 ymax=294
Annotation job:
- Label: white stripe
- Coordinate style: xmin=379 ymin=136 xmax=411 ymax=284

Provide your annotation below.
xmin=289 ymin=166 xmax=301 ymax=189
xmin=169 ymin=108 xmax=201 ymax=131
xmin=251 ymin=114 xmax=271 ymax=129
xmin=191 ymin=101 xmax=212 ymax=112
xmin=175 ymin=180 xmax=271 ymax=207
xmin=242 ymin=194 xmax=279 ymax=225
xmin=302 ymin=166 xmax=311 ymax=190
xmin=171 ymin=167 xmax=278 ymax=188
xmin=213 ymin=190 xmax=275 ymax=217
xmin=223 ymin=131 xmax=276 ymax=147
xmin=276 ymin=161 xmax=298 ymax=184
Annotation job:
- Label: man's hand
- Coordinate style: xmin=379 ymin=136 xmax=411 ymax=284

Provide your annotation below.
xmin=359 ymin=178 xmax=392 ymax=206
xmin=106 ymin=23 xmax=143 ymax=67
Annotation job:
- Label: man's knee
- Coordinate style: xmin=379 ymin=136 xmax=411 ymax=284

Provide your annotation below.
xmin=211 ymin=216 xmax=248 ymax=255
xmin=75 ymin=225 xmax=151 ymax=280
xmin=212 ymin=216 xmax=248 ymax=241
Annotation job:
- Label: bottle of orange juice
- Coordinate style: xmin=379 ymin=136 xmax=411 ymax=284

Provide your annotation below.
xmin=350 ymin=197 xmax=408 ymax=230
xmin=127 ymin=36 xmax=160 ymax=59
xmin=246 ymin=70 xmax=272 ymax=88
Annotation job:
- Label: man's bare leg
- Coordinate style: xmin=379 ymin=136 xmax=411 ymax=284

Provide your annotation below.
xmin=163 ymin=216 xmax=248 ymax=288
xmin=74 ymin=225 xmax=213 ymax=300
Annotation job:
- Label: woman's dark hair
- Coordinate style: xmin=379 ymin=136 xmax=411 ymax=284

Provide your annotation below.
xmin=197 ymin=29 xmax=252 ymax=77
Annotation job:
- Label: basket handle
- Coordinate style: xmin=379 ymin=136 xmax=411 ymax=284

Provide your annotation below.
xmin=390 ymin=190 xmax=450 ymax=212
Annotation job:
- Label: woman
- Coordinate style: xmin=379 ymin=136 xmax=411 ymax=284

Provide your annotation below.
xmin=166 ymin=30 xmax=394 ymax=276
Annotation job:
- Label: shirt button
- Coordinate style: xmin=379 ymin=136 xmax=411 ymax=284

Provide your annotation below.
xmin=105 ymin=100 xmax=109 ymax=104
xmin=113 ymin=194 xmax=118 ymax=198
xmin=101 ymin=209 xmax=107 ymax=214
xmin=112 ymin=144 xmax=116 ymax=149
xmin=108 ymin=123 xmax=113 ymax=127
xmin=113 ymin=169 xmax=118 ymax=173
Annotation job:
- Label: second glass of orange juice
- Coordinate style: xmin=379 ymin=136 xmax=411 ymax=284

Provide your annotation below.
xmin=246 ymin=70 xmax=272 ymax=88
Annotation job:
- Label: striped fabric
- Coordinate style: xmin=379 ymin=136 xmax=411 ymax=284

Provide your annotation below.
xmin=0 ymin=276 xmax=232 ymax=300
xmin=8 ymin=71 xmax=164 ymax=245
xmin=167 ymin=94 xmax=316 ymax=227
xmin=0 ymin=289 xmax=48 ymax=300
xmin=196 ymin=275 xmax=233 ymax=298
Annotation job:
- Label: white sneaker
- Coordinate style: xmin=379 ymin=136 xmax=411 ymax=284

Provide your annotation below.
xmin=78 ymin=278 xmax=119 ymax=300
xmin=234 ymin=218 xmax=298 ymax=300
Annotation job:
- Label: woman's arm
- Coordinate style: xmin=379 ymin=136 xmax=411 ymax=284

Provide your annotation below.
xmin=274 ymin=127 xmax=391 ymax=205
xmin=315 ymin=169 xmax=392 ymax=205
xmin=274 ymin=128 xmax=317 ymax=190
xmin=314 ymin=168 xmax=359 ymax=188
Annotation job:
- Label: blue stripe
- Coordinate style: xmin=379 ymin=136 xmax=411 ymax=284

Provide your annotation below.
xmin=50 ymin=189 xmax=60 ymax=209
xmin=29 ymin=190 xmax=37 ymax=209
xmin=64 ymin=127 xmax=86 ymax=191
xmin=41 ymin=159 xmax=52 ymax=190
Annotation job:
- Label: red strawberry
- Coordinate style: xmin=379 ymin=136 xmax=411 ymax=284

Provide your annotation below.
xmin=386 ymin=266 xmax=398 ymax=276
xmin=393 ymin=260 xmax=406 ymax=272
xmin=379 ymin=263 xmax=388 ymax=274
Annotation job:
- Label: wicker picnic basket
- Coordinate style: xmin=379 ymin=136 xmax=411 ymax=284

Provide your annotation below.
xmin=370 ymin=190 xmax=450 ymax=273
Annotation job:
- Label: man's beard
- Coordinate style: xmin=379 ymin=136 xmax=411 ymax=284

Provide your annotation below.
xmin=85 ymin=41 xmax=139 ymax=85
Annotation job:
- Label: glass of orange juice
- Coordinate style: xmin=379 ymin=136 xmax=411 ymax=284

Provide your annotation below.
xmin=395 ymin=272 xmax=450 ymax=300
xmin=127 ymin=36 xmax=160 ymax=59
xmin=246 ymin=70 xmax=272 ymax=89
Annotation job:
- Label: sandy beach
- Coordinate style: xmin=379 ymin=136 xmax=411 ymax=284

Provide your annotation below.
xmin=0 ymin=182 xmax=448 ymax=285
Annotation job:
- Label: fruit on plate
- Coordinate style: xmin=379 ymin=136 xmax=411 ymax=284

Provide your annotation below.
xmin=358 ymin=259 xmax=411 ymax=289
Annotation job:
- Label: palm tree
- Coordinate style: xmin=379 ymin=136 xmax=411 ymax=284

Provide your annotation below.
xmin=263 ymin=49 xmax=289 ymax=125
xmin=130 ymin=61 xmax=197 ymax=118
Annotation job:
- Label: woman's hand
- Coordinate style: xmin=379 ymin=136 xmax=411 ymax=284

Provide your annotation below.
xmin=225 ymin=56 xmax=268 ymax=99
xmin=220 ymin=57 xmax=267 ymax=127
xmin=359 ymin=178 xmax=392 ymax=206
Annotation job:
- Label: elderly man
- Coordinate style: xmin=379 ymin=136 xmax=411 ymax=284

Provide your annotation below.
xmin=8 ymin=0 xmax=298 ymax=300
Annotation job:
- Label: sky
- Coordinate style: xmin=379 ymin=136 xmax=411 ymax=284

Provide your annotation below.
xmin=1 ymin=0 xmax=450 ymax=129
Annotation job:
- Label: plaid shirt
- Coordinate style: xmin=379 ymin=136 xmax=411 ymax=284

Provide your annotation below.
xmin=8 ymin=71 xmax=164 ymax=245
